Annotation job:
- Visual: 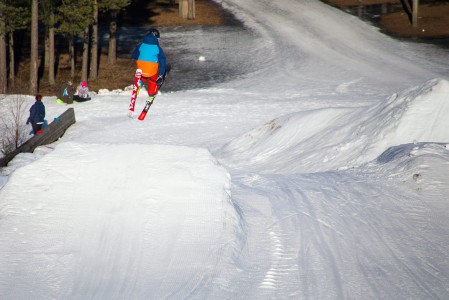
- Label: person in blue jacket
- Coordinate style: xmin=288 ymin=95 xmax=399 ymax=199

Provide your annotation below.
xmin=26 ymin=94 xmax=45 ymax=134
xmin=131 ymin=28 xmax=167 ymax=102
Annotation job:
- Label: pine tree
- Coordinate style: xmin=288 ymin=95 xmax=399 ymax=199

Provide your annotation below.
xmin=89 ymin=0 xmax=99 ymax=81
xmin=98 ymin=0 xmax=131 ymax=65
xmin=0 ymin=10 xmax=6 ymax=94
xmin=40 ymin=0 xmax=61 ymax=86
xmin=0 ymin=0 xmax=30 ymax=92
xmin=57 ymin=0 xmax=93 ymax=80
xmin=30 ymin=0 xmax=38 ymax=94
xmin=81 ymin=25 xmax=89 ymax=81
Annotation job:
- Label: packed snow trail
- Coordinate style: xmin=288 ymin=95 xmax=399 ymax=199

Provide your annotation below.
xmin=218 ymin=0 xmax=443 ymax=97
xmin=224 ymin=143 xmax=449 ymax=299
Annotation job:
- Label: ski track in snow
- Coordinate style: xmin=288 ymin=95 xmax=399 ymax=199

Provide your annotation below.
xmin=230 ymin=163 xmax=449 ymax=299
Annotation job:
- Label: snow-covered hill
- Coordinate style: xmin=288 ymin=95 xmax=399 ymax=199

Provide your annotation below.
xmin=217 ymin=79 xmax=449 ymax=173
xmin=1 ymin=0 xmax=449 ymax=298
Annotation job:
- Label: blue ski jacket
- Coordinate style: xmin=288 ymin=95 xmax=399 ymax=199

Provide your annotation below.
xmin=132 ymin=35 xmax=167 ymax=78
xmin=27 ymin=101 xmax=45 ymax=125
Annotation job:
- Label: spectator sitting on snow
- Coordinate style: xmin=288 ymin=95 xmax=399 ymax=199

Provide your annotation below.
xmin=57 ymin=80 xmax=75 ymax=104
xmin=73 ymin=81 xmax=91 ymax=102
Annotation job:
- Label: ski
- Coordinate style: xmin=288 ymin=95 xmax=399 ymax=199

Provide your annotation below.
xmin=129 ymin=64 xmax=171 ymax=120
xmin=129 ymin=69 xmax=143 ymax=113
xmin=137 ymin=100 xmax=154 ymax=121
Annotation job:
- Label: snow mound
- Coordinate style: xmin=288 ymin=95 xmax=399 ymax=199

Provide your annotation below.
xmin=0 ymin=142 xmax=243 ymax=298
xmin=368 ymin=142 xmax=449 ymax=226
xmin=217 ymin=78 xmax=449 ymax=173
xmin=373 ymin=142 xmax=449 ymax=184
xmin=97 ymin=88 xmax=131 ymax=95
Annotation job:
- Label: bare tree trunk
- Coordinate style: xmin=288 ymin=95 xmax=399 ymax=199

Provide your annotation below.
xmin=90 ymin=0 xmax=99 ymax=81
xmin=44 ymin=12 xmax=55 ymax=85
xmin=399 ymin=0 xmax=413 ymax=25
xmin=188 ymin=0 xmax=195 ymax=20
xmin=0 ymin=20 xmax=8 ymax=93
xmin=412 ymin=0 xmax=419 ymax=27
xmin=8 ymin=33 xmax=15 ymax=87
xmin=48 ymin=22 xmax=55 ymax=85
xmin=69 ymin=38 xmax=75 ymax=80
xmin=45 ymin=30 xmax=49 ymax=69
xmin=30 ymin=0 xmax=39 ymax=94
xmin=81 ymin=26 xmax=89 ymax=82
xmin=108 ymin=10 xmax=118 ymax=65
xmin=179 ymin=0 xmax=188 ymax=19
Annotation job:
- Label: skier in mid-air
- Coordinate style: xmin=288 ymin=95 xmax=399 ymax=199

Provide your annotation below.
xmin=128 ymin=28 xmax=168 ymax=120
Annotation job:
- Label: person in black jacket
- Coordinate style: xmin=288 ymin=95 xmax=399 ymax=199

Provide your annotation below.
xmin=26 ymin=95 xmax=46 ymax=134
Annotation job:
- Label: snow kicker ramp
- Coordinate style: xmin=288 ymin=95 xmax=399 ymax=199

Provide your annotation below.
xmin=0 ymin=142 xmax=242 ymax=298
xmin=217 ymin=78 xmax=449 ymax=173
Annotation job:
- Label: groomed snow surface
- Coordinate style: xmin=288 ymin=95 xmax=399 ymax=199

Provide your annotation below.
xmin=1 ymin=0 xmax=449 ymax=299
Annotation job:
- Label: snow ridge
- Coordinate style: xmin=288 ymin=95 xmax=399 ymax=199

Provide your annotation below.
xmin=216 ymin=78 xmax=449 ymax=173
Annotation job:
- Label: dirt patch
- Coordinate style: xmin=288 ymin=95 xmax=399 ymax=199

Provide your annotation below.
xmin=380 ymin=2 xmax=449 ymax=38
xmin=121 ymin=0 xmax=232 ymax=26
xmin=323 ymin=0 xmax=449 ymax=38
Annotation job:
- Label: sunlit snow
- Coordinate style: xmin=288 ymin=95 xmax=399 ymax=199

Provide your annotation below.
xmin=1 ymin=0 xmax=449 ymax=299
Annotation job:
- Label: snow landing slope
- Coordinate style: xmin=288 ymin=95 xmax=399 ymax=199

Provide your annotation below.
xmin=0 ymin=143 xmax=242 ymax=299
xmin=216 ymin=78 xmax=449 ymax=174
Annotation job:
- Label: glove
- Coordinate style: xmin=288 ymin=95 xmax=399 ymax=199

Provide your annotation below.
xmin=156 ymin=75 xmax=164 ymax=86
xmin=26 ymin=121 xmax=29 ymax=125
xmin=128 ymin=110 xmax=134 ymax=119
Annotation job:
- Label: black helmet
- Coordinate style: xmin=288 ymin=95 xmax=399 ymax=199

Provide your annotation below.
xmin=148 ymin=28 xmax=160 ymax=38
